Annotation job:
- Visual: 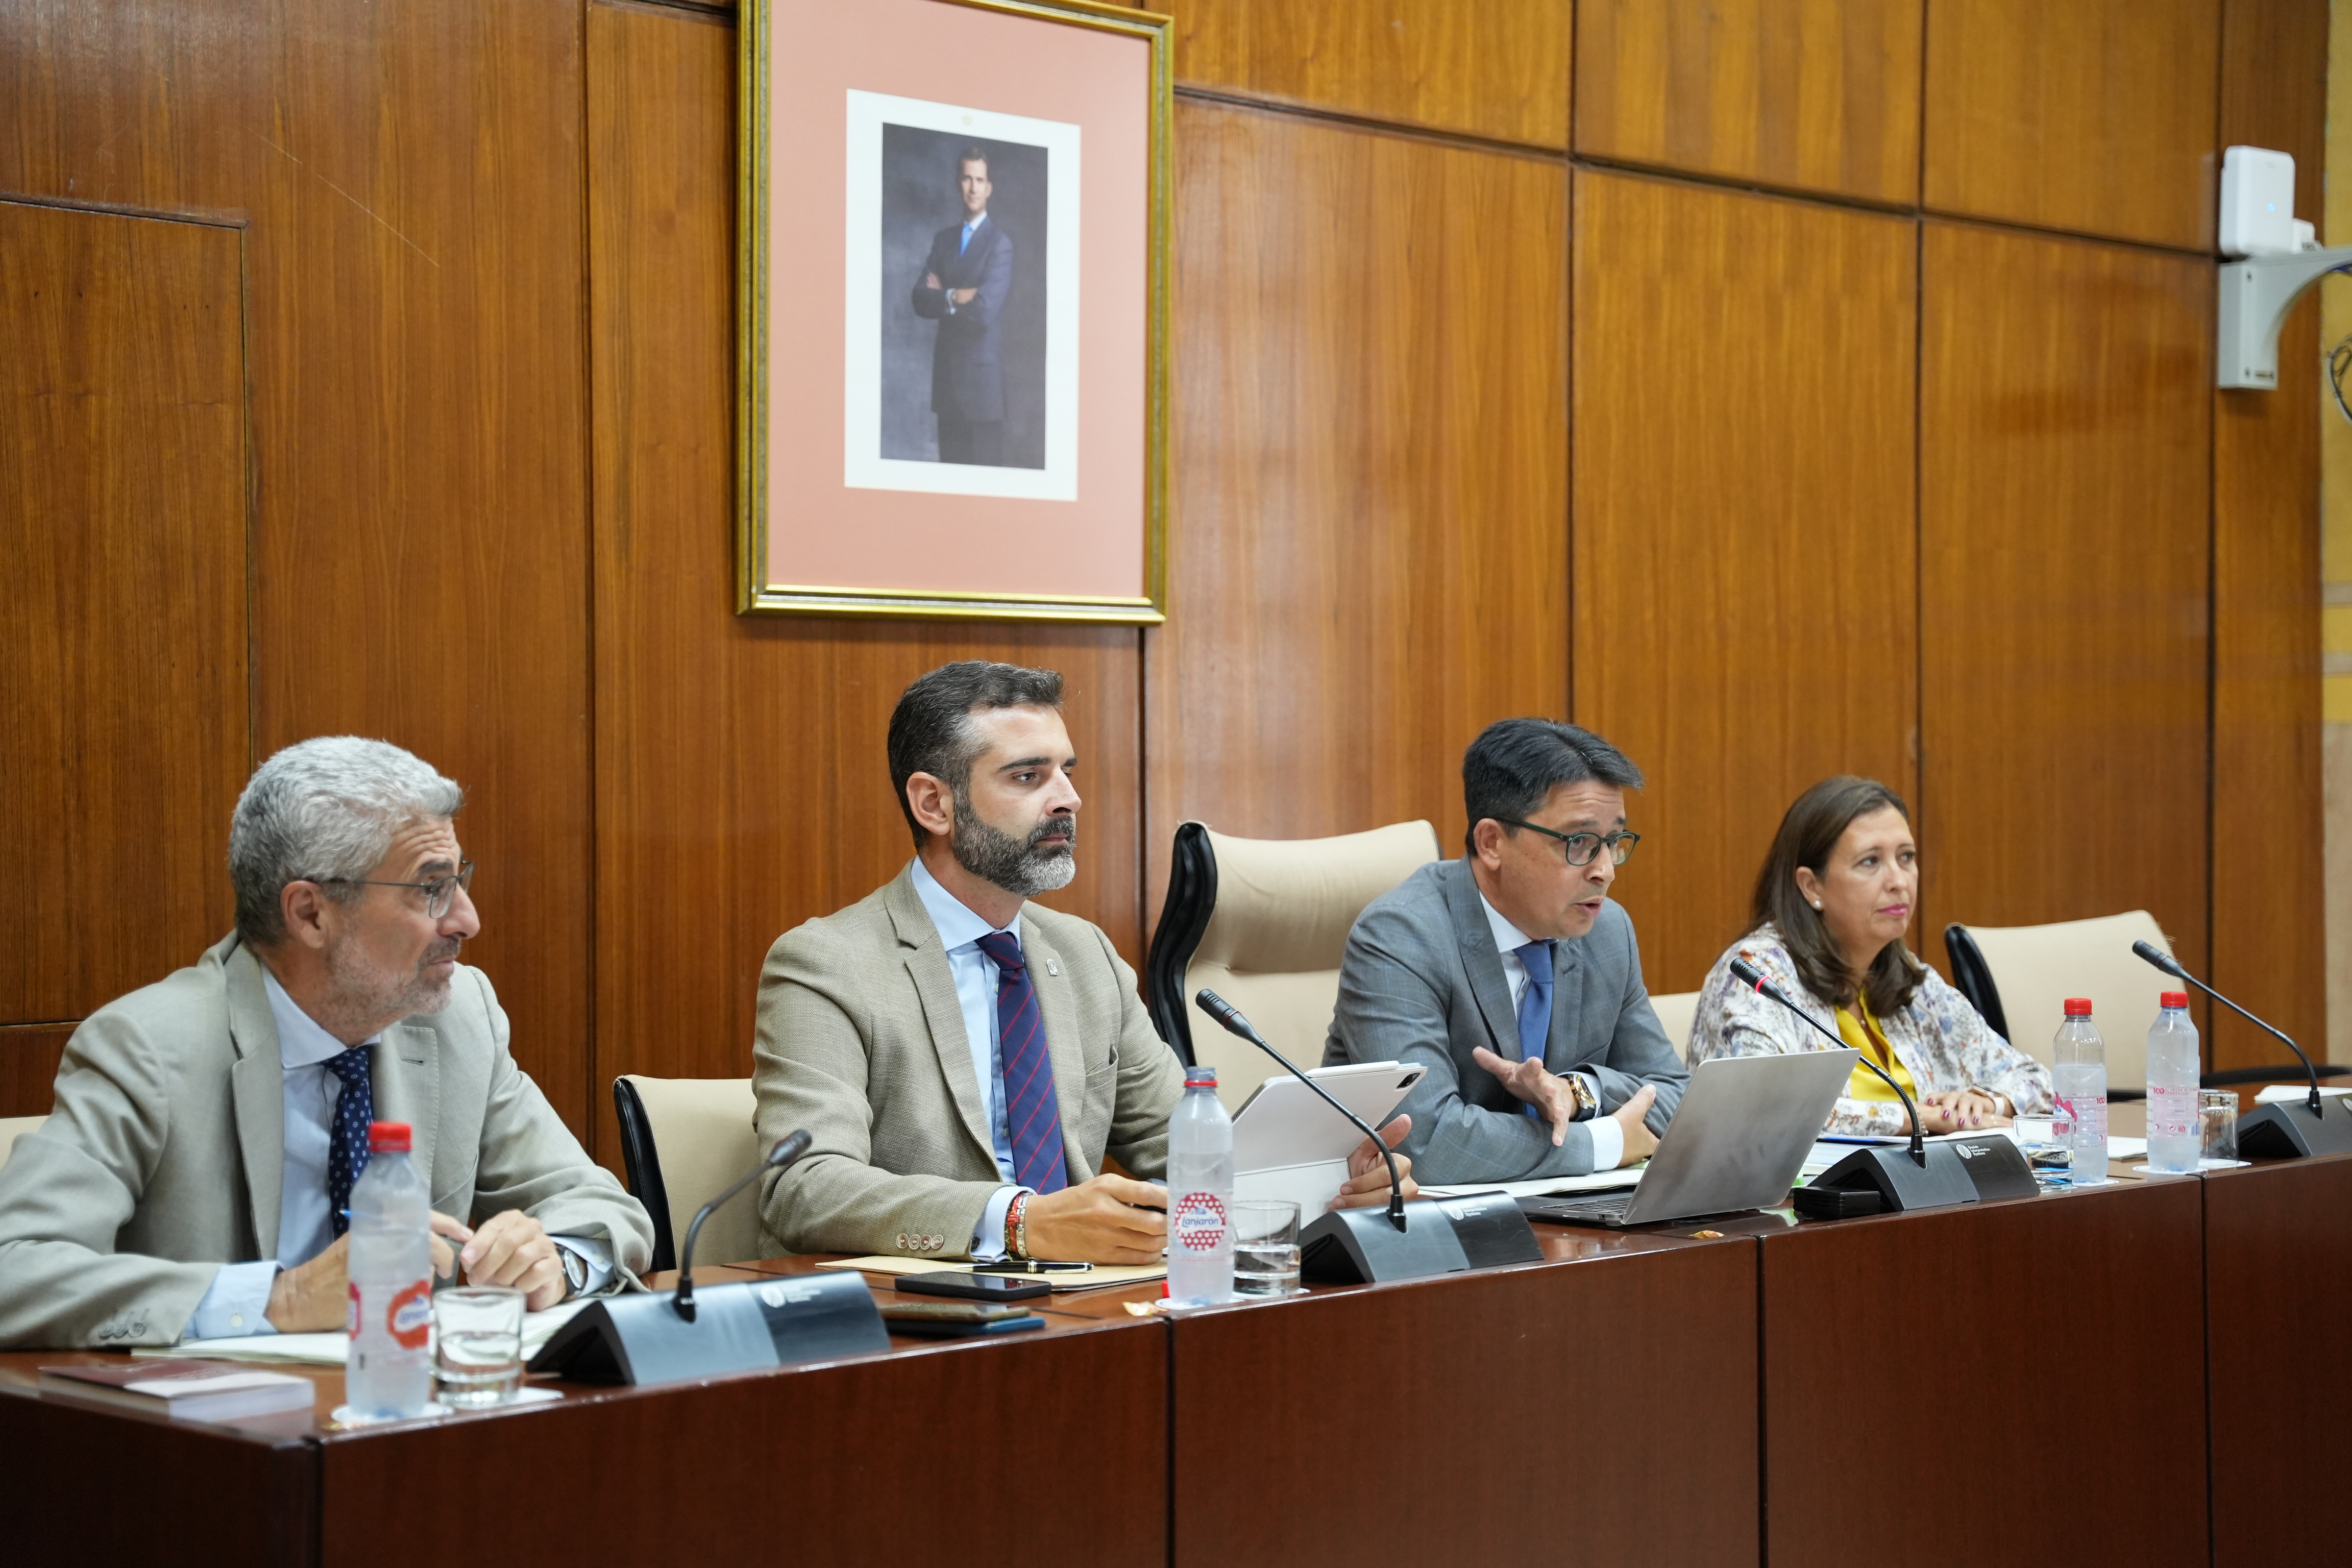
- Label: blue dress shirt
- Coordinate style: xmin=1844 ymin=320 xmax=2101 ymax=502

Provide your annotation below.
xmin=908 ymin=856 xmax=1028 ymax=1258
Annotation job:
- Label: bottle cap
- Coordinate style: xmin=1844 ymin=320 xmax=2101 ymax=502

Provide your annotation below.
xmin=368 ymin=1120 xmax=412 ymax=1153
xmin=2161 ymin=991 xmax=2188 ymax=1009
xmin=1183 ymin=1065 xmax=1217 ymax=1088
xmin=2063 ymin=998 xmax=2093 ymax=1017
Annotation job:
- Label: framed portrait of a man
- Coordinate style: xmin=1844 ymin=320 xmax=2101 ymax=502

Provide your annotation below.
xmin=738 ymin=0 xmax=1170 ymax=621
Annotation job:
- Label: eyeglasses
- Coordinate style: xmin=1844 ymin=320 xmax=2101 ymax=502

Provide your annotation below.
xmin=1496 ymin=820 xmax=1641 ymax=868
xmin=317 ymin=861 xmax=476 ymax=918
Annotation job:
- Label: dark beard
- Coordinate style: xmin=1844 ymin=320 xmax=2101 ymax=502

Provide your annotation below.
xmin=950 ymin=797 xmax=1077 ymax=897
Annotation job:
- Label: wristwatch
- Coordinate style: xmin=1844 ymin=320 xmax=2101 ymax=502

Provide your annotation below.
xmin=554 ymin=1243 xmax=589 ymax=1300
xmin=1561 ymin=1072 xmax=1601 ymax=1122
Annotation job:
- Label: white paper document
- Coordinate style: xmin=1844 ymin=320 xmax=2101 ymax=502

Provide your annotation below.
xmin=143 ymin=1298 xmax=594 ymax=1366
xmin=1416 ymin=1166 xmax=1644 ymax=1201
xmin=2254 ymin=1083 xmax=2351 ymax=1103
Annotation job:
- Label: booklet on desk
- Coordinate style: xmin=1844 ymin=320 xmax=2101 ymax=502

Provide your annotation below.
xmin=40 ymin=1359 xmax=315 ymax=1423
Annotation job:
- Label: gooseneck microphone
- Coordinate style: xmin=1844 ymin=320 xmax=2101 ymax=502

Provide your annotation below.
xmin=673 ymin=1129 xmax=814 ymax=1321
xmin=2131 ymin=940 xmax=2319 ymax=1114
xmin=1729 ymin=958 xmax=1927 ymax=1167
xmin=1195 ymin=989 xmax=1407 ymax=1231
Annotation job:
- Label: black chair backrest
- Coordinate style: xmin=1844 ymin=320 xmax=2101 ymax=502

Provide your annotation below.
xmin=611 ymin=1077 xmax=677 ymax=1275
xmin=1941 ymin=923 xmax=2009 ymax=1043
xmin=1142 ymin=821 xmax=1219 ymax=1066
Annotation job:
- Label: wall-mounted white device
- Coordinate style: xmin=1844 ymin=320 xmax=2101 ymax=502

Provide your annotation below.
xmin=2215 ymin=145 xmax=2352 ymax=389
xmin=2220 ymin=145 xmax=2298 ymax=258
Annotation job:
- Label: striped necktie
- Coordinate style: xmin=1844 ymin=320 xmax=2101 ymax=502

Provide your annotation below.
xmin=324 ymin=1045 xmax=376 ymax=1239
xmin=974 ymin=930 xmax=1068 ymax=1193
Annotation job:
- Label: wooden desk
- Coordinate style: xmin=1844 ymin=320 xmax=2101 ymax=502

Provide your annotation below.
xmin=2202 ymin=1149 xmax=2352 ymax=1567
xmin=1751 ymin=1177 xmax=2208 ymax=1568
xmin=1 ymin=1261 xmax=1168 ymax=1568
xmin=1159 ymin=1226 xmax=1759 ymax=1568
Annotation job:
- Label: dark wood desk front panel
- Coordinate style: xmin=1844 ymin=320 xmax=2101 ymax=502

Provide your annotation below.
xmin=5 ymin=1380 xmax=316 ymax=1567
xmin=1168 ymin=1231 xmax=1758 ymax=1568
xmin=2204 ymin=1152 xmax=2352 ymax=1568
xmin=316 ymin=1266 xmax=1168 ymax=1568
xmin=1758 ymin=1178 xmax=2208 ymax=1568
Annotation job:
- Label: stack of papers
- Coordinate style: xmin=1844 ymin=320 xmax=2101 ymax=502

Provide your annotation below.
xmin=140 ymin=1298 xmax=593 ymax=1366
xmin=1415 ymin=1167 xmax=1643 ymax=1202
xmin=817 ymin=1257 xmax=1166 ymax=1290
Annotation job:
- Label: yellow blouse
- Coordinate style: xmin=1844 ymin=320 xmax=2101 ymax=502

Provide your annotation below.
xmin=1833 ymin=995 xmax=1917 ymax=1105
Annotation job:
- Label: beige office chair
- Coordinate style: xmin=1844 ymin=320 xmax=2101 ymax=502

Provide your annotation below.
xmin=1144 ymin=820 xmax=1443 ymax=1110
xmin=1943 ymin=912 xmax=2175 ymax=1095
xmin=1649 ymin=992 xmax=1700 ymax=1061
xmin=0 ymin=1115 xmax=47 ymax=1169
xmin=610 ymin=1076 xmax=763 ymax=1274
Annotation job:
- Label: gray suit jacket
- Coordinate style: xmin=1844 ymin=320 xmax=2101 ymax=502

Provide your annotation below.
xmin=0 ymin=934 xmax=652 ymax=1349
xmin=753 ymin=865 xmax=1186 ymax=1259
xmin=1321 ymin=857 xmax=1687 ymax=1182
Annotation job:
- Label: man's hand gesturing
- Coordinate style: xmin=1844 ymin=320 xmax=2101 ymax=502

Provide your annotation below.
xmin=1019 ymin=1174 xmax=1169 ymax=1265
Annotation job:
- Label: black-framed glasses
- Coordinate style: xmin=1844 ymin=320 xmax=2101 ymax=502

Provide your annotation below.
xmin=1497 ymin=820 xmax=1640 ymax=867
xmin=317 ymin=861 xmax=476 ymax=918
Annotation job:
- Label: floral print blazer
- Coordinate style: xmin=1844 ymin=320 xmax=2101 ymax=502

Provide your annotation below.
xmin=1685 ymin=923 xmax=2055 ymax=1137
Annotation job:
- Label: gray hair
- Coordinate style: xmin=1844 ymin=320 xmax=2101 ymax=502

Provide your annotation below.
xmin=230 ymin=737 xmax=465 ymax=946
xmin=887 ymin=661 xmax=1065 ymax=847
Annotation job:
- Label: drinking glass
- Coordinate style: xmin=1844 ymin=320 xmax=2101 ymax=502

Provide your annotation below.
xmin=2198 ymin=1090 xmax=2239 ymax=1165
xmin=1231 ymin=1200 xmax=1302 ymax=1297
xmin=432 ymin=1286 xmax=526 ymax=1407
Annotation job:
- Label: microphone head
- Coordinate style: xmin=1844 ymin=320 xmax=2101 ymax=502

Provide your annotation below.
xmin=765 ymin=1129 xmax=815 ymax=1169
xmin=1194 ymin=988 xmax=1248 ymax=1035
xmin=2131 ymin=939 xmax=2186 ymax=978
xmin=1728 ymin=958 xmax=1767 ymax=989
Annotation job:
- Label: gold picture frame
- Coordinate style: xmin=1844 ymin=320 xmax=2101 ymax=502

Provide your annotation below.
xmin=737 ymin=0 xmax=1171 ymax=622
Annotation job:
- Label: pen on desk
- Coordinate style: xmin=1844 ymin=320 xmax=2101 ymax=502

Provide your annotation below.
xmin=973 ymin=1259 xmax=1093 ymax=1274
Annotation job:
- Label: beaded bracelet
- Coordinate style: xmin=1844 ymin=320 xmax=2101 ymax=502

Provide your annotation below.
xmin=1004 ymin=1191 xmax=1031 ymax=1259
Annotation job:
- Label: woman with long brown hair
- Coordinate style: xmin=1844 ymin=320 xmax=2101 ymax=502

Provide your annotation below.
xmin=1687 ymin=776 xmax=2051 ymax=1137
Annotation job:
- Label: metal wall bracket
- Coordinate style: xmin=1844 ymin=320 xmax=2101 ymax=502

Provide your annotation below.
xmin=2217 ymin=246 xmax=2352 ymax=388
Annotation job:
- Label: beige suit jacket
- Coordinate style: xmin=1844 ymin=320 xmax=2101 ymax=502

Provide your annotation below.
xmin=754 ymin=865 xmax=1186 ymax=1258
xmin=0 ymin=933 xmax=652 ymax=1349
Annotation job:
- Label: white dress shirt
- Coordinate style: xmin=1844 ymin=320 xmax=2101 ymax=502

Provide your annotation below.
xmin=1479 ymin=893 xmax=1625 ymax=1171
xmin=908 ymin=855 xmax=1028 ymax=1259
xmin=182 ymin=968 xmax=611 ymax=1340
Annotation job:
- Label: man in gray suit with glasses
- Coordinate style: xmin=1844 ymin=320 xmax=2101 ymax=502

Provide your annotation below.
xmin=0 ymin=737 xmax=650 ymax=1349
xmin=1321 ymin=719 xmax=1687 ymax=1184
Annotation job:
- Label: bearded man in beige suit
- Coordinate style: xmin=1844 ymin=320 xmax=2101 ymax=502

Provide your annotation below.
xmin=0 ymin=737 xmax=651 ymax=1349
xmin=754 ymin=662 xmax=1415 ymax=1263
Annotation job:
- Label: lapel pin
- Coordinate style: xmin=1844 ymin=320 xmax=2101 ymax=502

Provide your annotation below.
xmin=1045 ymin=958 xmax=1060 ymax=977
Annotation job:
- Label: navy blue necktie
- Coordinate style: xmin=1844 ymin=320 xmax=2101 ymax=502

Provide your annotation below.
xmin=324 ymin=1045 xmax=377 ymax=1239
xmin=974 ymin=930 xmax=1068 ymax=1193
xmin=1514 ymin=940 xmax=1556 ymax=1122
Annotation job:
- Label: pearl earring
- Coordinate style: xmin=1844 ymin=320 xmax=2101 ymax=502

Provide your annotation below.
xmin=1810 ymin=899 xmax=1822 ymax=910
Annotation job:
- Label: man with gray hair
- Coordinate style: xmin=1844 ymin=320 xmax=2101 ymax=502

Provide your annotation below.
xmin=752 ymin=660 xmax=1415 ymax=1263
xmin=0 ymin=737 xmax=651 ymax=1349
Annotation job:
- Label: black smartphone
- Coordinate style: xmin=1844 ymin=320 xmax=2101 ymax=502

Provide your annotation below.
xmin=879 ymin=1300 xmax=1048 ymax=1339
xmin=893 ymin=1270 xmax=1053 ymax=1302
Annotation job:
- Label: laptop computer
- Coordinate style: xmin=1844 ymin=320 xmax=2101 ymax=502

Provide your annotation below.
xmin=1516 ymin=1048 xmax=1859 ymax=1229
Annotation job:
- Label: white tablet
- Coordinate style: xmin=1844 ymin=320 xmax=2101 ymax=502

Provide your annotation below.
xmin=1229 ymin=1060 xmax=1424 ymax=1217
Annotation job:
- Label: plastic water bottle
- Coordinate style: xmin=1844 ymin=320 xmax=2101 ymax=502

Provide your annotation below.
xmin=2052 ymin=999 xmax=2108 ymax=1187
xmin=2145 ymin=991 xmax=2202 ymax=1173
xmin=1165 ymin=1065 xmax=1235 ymax=1306
xmin=346 ymin=1120 xmax=434 ymax=1417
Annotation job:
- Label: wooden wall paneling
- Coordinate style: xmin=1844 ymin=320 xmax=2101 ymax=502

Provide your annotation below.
xmin=0 ymin=1025 xmax=77 ymax=1120
xmin=1574 ymin=0 xmax=1924 ymax=206
xmin=2209 ymin=0 xmax=2329 ymax=1070
xmin=1922 ymin=0 xmax=2221 ymax=249
xmin=1158 ymin=0 xmax=1571 ymax=150
xmin=1919 ymin=222 xmax=2213 ymax=985
xmin=1570 ymin=172 xmax=1919 ymax=996
xmin=587 ymin=1 xmax=1144 ymax=1166
xmin=0 ymin=2 xmax=599 ymax=1135
xmin=0 ymin=202 xmax=249 ymax=1028
xmin=1146 ymin=100 xmax=1569 ymax=921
